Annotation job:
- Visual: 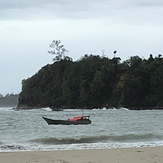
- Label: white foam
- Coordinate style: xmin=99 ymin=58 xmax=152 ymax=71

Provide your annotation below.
xmin=0 ymin=107 xmax=14 ymax=111
xmin=41 ymin=107 xmax=52 ymax=112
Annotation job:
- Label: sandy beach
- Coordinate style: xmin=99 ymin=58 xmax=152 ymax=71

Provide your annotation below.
xmin=0 ymin=146 xmax=163 ymax=163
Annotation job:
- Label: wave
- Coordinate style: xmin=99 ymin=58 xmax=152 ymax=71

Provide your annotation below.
xmin=41 ymin=107 xmax=52 ymax=112
xmin=118 ymin=107 xmax=129 ymax=111
xmin=0 ymin=107 xmax=14 ymax=111
xmin=0 ymin=144 xmax=26 ymax=151
xmin=31 ymin=134 xmax=163 ymax=145
xmin=111 ymin=134 xmax=163 ymax=142
xmin=1 ymin=134 xmax=163 ymax=152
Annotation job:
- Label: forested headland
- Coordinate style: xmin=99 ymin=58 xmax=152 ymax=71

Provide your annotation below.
xmin=17 ymin=54 xmax=163 ymax=110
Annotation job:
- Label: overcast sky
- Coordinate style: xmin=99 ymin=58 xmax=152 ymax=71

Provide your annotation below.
xmin=1 ymin=0 xmax=163 ymax=95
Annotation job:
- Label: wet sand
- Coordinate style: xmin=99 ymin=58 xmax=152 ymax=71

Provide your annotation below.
xmin=0 ymin=146 xmax=163 ymax=163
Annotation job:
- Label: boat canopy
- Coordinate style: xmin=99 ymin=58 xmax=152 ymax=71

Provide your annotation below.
xmin=68 ymin=116 xmax=83 ymax=121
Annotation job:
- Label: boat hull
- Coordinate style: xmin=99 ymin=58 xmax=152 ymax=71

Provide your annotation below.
xmin=42 ymin=116 xmax=91 ymax=125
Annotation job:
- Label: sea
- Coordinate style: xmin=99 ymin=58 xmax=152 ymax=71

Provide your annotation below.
xmin=0 ymin=107 xmax=163 ymax=152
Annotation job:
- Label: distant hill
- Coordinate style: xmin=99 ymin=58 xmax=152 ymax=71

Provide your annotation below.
xmin=17 ymin=54 xmax=163 ymax=110
xmin=0 ymin=94 xmax=19 ymax=107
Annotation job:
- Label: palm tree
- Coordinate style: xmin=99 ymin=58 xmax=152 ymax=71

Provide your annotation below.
xmin=113 ymin=50 xmax=117 ymax=58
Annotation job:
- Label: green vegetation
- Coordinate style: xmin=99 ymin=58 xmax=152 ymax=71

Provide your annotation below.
xmin=0 ymin=93 xmax=19 ymax=107
xmin=17 ymin=54 xmax=163 ymax=110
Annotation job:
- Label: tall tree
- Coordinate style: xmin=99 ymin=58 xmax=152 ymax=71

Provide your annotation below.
xmin=48 ymin=40 xmax=72 ymax=62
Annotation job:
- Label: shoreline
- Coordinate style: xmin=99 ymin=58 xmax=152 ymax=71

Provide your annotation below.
xmin=1 ymin=146 xmax=163 ymax=163
xmin=14 ymin=106 xmax=163 ymax=110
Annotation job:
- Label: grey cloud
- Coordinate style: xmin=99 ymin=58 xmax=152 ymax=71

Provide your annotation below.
xmin=0 ymin=0 xmax=112 ymax=20
xmin=132 ymin=0 xmax=163 ymax=7
xmin=0 ymin=0 xmax=163 ymax=25
xmin=0 ymin=0 xmax=163 ymax=11
xmin=0 ymin=0 xmax=67 ymax=9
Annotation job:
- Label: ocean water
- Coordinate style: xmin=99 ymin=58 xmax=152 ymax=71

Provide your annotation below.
xmin=0 ymin=107 xmax=163 ymax=152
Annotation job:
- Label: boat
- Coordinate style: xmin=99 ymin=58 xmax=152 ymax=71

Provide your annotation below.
xmin=42 ymin=115 xmax=91 ymax=125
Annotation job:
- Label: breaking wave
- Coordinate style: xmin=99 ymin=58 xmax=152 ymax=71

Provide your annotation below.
xmin=0 ymin=144 xmax=27 ymax=151
xmin=31 ymin=134 xmax=163 ymax=145
xmin=41 ymin=107 xmax=52 ymax=112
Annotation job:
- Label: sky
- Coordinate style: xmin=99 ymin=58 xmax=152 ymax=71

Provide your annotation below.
xmin=1 ymin=0 xmax=163 ymax=95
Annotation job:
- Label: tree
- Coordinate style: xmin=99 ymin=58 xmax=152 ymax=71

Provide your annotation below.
xmin=48 ymin=40 xmax=72 ymax=62
xmin=113 ymin=50 xmax=117 ymax=58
